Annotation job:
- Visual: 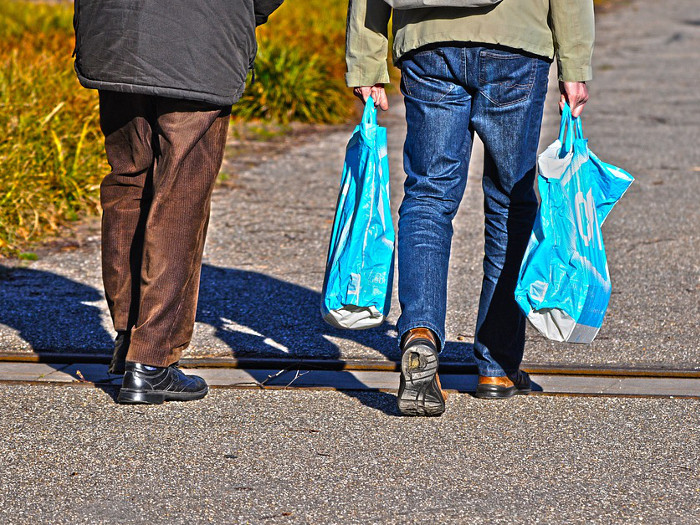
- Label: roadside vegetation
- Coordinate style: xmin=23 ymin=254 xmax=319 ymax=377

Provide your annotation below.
xmin=0 ymin=0 xmax=353 ymax=256
xmin=234 ymin=0 xmax=354 ymax=123
xmin=1 ymin=0 xmax=612 ymax=256
xmin=0 ymin=2 xmax=105 ymax=256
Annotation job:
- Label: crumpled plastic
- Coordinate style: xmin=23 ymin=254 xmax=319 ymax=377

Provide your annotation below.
xmin=321 ymin=98 xmax=395 ymax=329
xmin=515 ymin=104 xmax=634 ymax=343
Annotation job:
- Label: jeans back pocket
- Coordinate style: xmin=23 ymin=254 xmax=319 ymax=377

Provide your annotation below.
xmin=400 ymin=49 xmax=456 ymax=104
xmin=478 ymin=49 xmax=537 ymax=107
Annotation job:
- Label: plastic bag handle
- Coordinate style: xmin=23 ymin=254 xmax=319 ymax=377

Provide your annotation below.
xmin=362 ymin=96 xmax=378 ymax=126
xmin=558 ymin=102 xmax=585 ymax=152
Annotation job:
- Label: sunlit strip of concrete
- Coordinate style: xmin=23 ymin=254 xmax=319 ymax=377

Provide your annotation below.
xmin=1 ymin=362 xmax=699 ymax=398
xmin=2 ymin=353 xmax=699 ymax=378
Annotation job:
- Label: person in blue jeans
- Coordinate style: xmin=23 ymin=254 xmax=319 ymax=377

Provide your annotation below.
xmin=346 ymin=1 xmax=594 ymax=416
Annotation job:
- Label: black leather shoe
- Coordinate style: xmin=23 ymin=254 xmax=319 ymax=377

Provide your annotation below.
xmin=475 ymin=370 xmax=532 ymax=399
xmin=117 ymin=362 xmax=208 ymax=404
xmin=397 ymin=328 xmax=447 ymax=417
xmin=107 ymin=331 xmax=130 ymax=375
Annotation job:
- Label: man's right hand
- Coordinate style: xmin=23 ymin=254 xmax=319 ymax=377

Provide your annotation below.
xmin=353 ymin=84 xmax=389 ymax=111
xmin=559 ymin=81 xmax=589 ymax=118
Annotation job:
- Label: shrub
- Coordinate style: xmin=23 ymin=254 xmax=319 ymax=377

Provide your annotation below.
xmin=0 ymin=0 xmax=354 ymax=255
xmin=232 ymin=40 xmax=353 ymax=124
xmin=0 ymin=3 xmax=105 ymax=254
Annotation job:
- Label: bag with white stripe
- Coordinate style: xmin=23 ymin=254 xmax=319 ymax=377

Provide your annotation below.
xmin=514 ymin=104 xmax=634 ymax=343
xmin=321 ymin=98 xmax=395 ymax=329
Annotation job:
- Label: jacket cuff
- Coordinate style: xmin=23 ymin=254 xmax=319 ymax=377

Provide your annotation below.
xmin=345 ymin=68 xmax=390 ymax=88
xmin=558 ymin=62 xmax=593 ymax=83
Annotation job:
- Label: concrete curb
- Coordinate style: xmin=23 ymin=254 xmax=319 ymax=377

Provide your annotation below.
xmin=2 ymin=361 xmax=699 ymax=398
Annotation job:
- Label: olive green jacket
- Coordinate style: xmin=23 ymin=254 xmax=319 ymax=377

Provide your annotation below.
xmin=345 ymin=0 xmax=595 ymax=86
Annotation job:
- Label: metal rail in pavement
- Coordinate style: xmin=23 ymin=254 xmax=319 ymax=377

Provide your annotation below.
xmin=0 ymin=353 xmax=698 ymax=399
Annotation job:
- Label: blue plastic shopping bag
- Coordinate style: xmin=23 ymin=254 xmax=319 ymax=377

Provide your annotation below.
xmin=321 ymin=98 xmax=395 ymax=329
xmin=515 ymin=104 xmax=634 ymax=343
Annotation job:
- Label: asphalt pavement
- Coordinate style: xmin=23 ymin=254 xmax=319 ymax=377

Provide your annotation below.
xmin=1 ymin=384 xmax=698 ymax=524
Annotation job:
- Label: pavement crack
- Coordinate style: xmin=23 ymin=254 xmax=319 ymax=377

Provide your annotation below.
xmin=625 ymin=237 xmax=676 ymax=253
xmin=39 ymin=363 xmax=72 ymax=379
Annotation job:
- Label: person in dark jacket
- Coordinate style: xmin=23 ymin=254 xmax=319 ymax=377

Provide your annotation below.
xmin=73 ymin=0 xmax=283 ymax=404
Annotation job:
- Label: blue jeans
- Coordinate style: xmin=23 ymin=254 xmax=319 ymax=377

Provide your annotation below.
xmin=397 ymin=45 xmax=550 ymax=377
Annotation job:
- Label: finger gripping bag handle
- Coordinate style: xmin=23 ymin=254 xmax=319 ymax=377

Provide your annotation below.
xmin=360 ymin=96 xmax=378 ymax=142
xmin=558 ymin=102 xmax=585 ymax=153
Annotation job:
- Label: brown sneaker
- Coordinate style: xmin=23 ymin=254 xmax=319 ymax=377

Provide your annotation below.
xmin=474 ymin=370 xmax=532 ymax=399
xmin=397 ymin=328 xmax=447 ymax=417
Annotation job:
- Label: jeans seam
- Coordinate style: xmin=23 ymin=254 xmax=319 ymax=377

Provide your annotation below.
xmin=401 ymin=53 xmax=455 ymax=104
xmin=402 ymin=78 xmax=455 ymax=104
xmin=480 ymin=92 xmax=530 ymax=107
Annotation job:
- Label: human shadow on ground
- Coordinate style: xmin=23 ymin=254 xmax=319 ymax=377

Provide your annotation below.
xmin=197 ymin=264 xmax=474 ymax=363
xmin=0 ymin=263 xmax=476 ymax=413
xmin=197 ymin=264 xmax=402 ymax=413
xmin=0 ymin=264 xmax=119 ymax=400
xmin=196 ymin=264 xmax=474 ymax=414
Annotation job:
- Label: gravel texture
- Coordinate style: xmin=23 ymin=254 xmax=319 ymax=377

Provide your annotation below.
xmin=0 ymin=0 xmax=698 ymax=369
xmin=1 ymin=384 xmax=698 ymax=524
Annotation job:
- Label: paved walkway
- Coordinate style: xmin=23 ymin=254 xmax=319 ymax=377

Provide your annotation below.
xmin=1 ymin=2 xmax=699 ymax=523
xmin=1 ymin=0 xmax=698 ymax=371
xmin=1 ymin=384 xmax=698 ymax=524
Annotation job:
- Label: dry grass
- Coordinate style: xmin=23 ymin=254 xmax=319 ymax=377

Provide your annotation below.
xmin=0 ymin=1 xmax=105 ymax=256
xmin=0 ymin=1 xmax=353 ymax=256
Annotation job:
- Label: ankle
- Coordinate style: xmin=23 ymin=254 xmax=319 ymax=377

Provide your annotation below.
xmin=401 ymin=327 xmax=438 ymax=351
xmin=125 ymin=361 xmax=165 ymax=373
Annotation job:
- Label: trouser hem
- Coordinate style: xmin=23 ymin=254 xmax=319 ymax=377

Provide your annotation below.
xmin=125 ymin=343 xmax=186 ymax=368
xmin=397 ymin=322 xmax=445 ymax=352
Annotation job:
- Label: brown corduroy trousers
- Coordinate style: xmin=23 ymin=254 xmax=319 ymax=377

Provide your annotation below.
xmin=98 ymin=91 xmax=230 ymax=367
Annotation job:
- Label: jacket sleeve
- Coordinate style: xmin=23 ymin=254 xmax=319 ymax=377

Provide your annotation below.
xmin=550 ymin=0 xmax=595 ymax=82
xmin=254 ymin=0 xmax=284 ymax=26
xmin=345 ymin=0 xmax=392 ymax=87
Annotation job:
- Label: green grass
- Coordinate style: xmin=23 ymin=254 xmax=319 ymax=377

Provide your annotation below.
xmin=233 ymin=0 xmax=354 ymax=123
xmin=0 ymin=2 xmax=104 ymax=255
xmin=0 ymin=0 xmax=353 ymax=256
xmin=233 ymin=39 xmax=352 ymax=124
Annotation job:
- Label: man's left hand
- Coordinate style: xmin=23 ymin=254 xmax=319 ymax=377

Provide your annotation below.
xmin=353 ymin=84 xmax=389 ymax=111
xmin=559 ymin=81 xmax=589 ymax=117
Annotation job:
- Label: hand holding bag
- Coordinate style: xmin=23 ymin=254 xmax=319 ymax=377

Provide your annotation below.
xmin=514 ymin=104 xmax=634 ymax=343
xmin=321 ymin=98 xmax=395 ymax=330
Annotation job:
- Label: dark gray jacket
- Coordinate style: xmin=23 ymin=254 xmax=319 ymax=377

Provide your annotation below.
xmin=73 ymin=0 xmax=283 ymax=106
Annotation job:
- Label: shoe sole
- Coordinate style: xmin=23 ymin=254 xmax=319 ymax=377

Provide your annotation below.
xmin=397 ymin=343 xmax=445 ymax=417
xmin=474 ymin=385 xmax=531 ymax=400
xmin=117 ymin=386 xmax=209 ymax=405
